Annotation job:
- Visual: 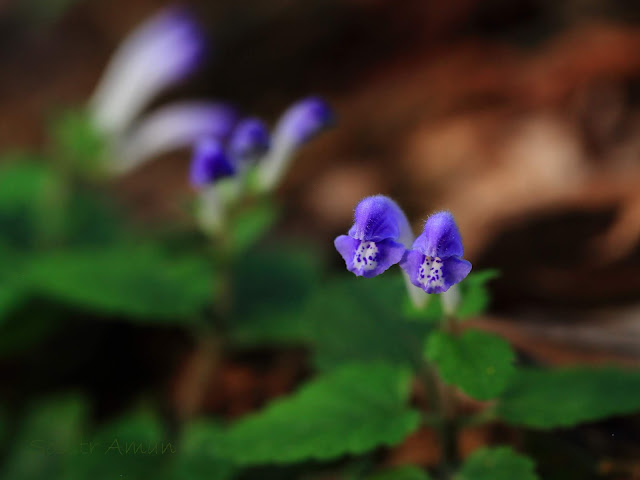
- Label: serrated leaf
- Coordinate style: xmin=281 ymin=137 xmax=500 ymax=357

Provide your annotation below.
xmin=456 ymin=446 xmax=538 ymax=480
xmin=230 ymin=201 xmax=279 ymax=254
xmin=215 ymin=363 xmax=420 ymax=465
xmin=497 ymin=367 xmax=640 ymax=429
xmin=27 ymin=245 xmax=215 ymax=321
xmin=457 ymin=270 xmax=499 ymax=319
xmin=2 ymin=395 xmax=87 ymax=480
xmin=425 ymin=330 xmax=515 ymax=401
xmin=169 ymin=422 xmax=236 ymax=480
xmin=365 ymin=465 xmax=433 ymax=480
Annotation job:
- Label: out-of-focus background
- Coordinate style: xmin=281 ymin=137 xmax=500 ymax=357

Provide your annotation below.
xmin=2 ymin=0 xmax=640 ymax=477
xmin=4 ymin=0 xmax=640 ymax=362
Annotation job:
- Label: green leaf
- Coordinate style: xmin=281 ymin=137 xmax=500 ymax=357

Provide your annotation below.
xmin=497 ymin=367 xmax=640 ymax=429
xmin=365 ymin=465 xmax=433 ymax=480
xmin=229 ymin=201 xmax=279 ymax=254
xmin=425 ymin=330 xmax=515 ymax=400
xmin=50 ymin=108 xmax=105 ymax=174
xmin=67 ymin=411 xmax=171 ymax=480
xmin=2 ymin=395 xmax=88 ymax=480
xmin=457 ymin=270 xmax=499 ymax=319
xmin=0 ymin=160 xmax=66 ymax=249
xmin=170 ymin=421 xmax=236 ymax=480
xmin=27 ymin=245 xmax=215 ymax=321
xmin=307 ymin=276 xmax=431 ymax=371
xmin=231 ymin=245 xmax=320 ymax=344
xmin=215 ymin=363 xmax=420 ymax=465
xmin=456 ymin=446 xmax=538 ymax=480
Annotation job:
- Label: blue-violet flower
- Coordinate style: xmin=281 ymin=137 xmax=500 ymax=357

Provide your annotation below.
xmin=334 ymin=195 xmax=412 ymax=278
xmin=228 ymin=118 xmax=271 ymax=165
xmin=90 ymin=7 xmax=206 ymax=137
xmin=258 ymin=96 xmax=333 ymax=191
xmin=190 ymin=138 xmax=235 ymax=187
xmin=400 ymin=211 xmax=472 ymax=294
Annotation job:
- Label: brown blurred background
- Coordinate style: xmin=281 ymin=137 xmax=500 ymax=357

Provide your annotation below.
xmin=2 ymin=0 xmax=640 ymax=366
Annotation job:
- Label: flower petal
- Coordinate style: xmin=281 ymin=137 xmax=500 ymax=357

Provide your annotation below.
xmin=441 ymin=256 xmax=472 ymax=290
xmin=114 ymin=101 xmax=238 ymax=174
xmin=229 ymin=117 xmax=271 ymax=164
xmin=348 ymin=195 xmax=412 ymax=243
xmin=400 ymin=251 xmax=471 ymax=294
xmin=190 ymin=138 xmax=235 ymax=187
xmin=412 ymin=211 xmax=464 ymax=258
xmin=89 ymin=7 xmax=206 ymax=136
xmin=335 ymin=236 xmax=405 ymax=278
xmin=257 ymin=96 xmax=333 ymax=190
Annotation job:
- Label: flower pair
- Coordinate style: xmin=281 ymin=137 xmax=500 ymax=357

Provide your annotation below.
xmin=334 ymin=196 xmax=471 ymax=294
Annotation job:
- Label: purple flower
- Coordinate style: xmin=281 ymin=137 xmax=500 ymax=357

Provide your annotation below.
xmin=229 ymin=118 xmax=270 ymax=165
xmin=274 ymin=96 xmax=334 ymax=146
xmin=400 ymin=212 xmax=472 ymax=294
xmin=334 ymin=195 xmax=412 ymax=278
xmin=114 ymin=102 xmax=238 ymax=173
xmin=89 ymin=7 xmax=206 ymax=136
xmin=258 ymin=96 xmax=333 ymax=190
xmin=190 ymin=138 xmax=235 ymax=187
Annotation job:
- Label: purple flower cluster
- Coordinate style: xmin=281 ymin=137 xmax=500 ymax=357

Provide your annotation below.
xmin=189 ymin=97 xmax=333 ymax=189
xmin=335 ymin=196 xmax=471 ymax=294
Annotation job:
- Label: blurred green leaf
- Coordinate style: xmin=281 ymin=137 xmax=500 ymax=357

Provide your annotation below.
xmin=27 ymin=245 xmax=215 ymax=321
xmin=497 ymin=367 xmax=640 ymax=429
xmin=306 ymin=276 xmax=431 ymax=371
xmin=50 ymin=109 xmax=105 ymax=175
xmin=455 ymin=446 xmax=538 ymax=480
xmin=67 ymin=411 xmax=170 ymax=480
xmin=231 ymin=245 xmax=320 ymax=343
xmin=2 ymin=395 xmax=87 ymax=480
xmin=215 ymin=363 xmax=420 ymax=465
xmin=425 ymin=330 xmax=515 ymax=401
xmin=365 ymin=465 xmax=432 ymax=480
xmin=169 ymin=421 xmax=236 ymax=480
xmin=0 ymin=159 xmax=66 ymax=249
xmin=457 ymin=270 xmax=499 ymax=319
xmin=230 ymin=201 xmax=279 ymax=254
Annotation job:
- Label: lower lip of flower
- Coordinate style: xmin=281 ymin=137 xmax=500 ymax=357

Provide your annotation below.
xmin=353 ymin=241 xmax=380 ymax=272
xmin=418 ymin=255 xmax=443 ymax=288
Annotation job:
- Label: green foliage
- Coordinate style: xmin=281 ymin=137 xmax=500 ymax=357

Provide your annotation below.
xmin=1 ymin=395 xmax=87 ymax=480
xmin=67 ymin=411 xmax=170 ymax=480
xmin=50 ymin=109 xmax=105 ymax=175
xmin=170 ymin=422 xmax=236 ymax=480
xmin=305 ymin=276 xmax=431 ymax=370
xmin=425 ymin=330 xmax=515 ymax=400
xmin=231 ymin=245 xmax=321 ymax=343
xmin=456 ymin=270 xmax=499 ymax=319
xmin=215 ymin=363 xmax=421 ymax=465
xmin=455 ymin=446 xmax=538 ymax=480
xmin=229 ymin=201 xmax=279 ymax=254
xmin=365 ymin=465 xmax=433 ymax=480
xmin=26 ymin=245 xmax=215 ymax=321
xmin=497 ymin=367 xmax=640 ymax=429
xmin=0 ymin=160 xmax=66 ymax=248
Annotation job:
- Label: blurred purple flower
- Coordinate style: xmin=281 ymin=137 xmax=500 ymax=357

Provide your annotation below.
xmin=229 ymin=118 xmax=271 ymax=165
xmin=114 ymin=102 xmax=237 ymax=173
xmin=400 ymin=212 xmax=472 ymax=294
xmin=190 ymin=138 xmax=235 ymax=187
xmin=89 ymin=7 xmax=206 ymax=136
xmin=334 ymin=195 xmax=412 ymax=278
xmin=258 ymin=96 xmax=333 ymax=190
